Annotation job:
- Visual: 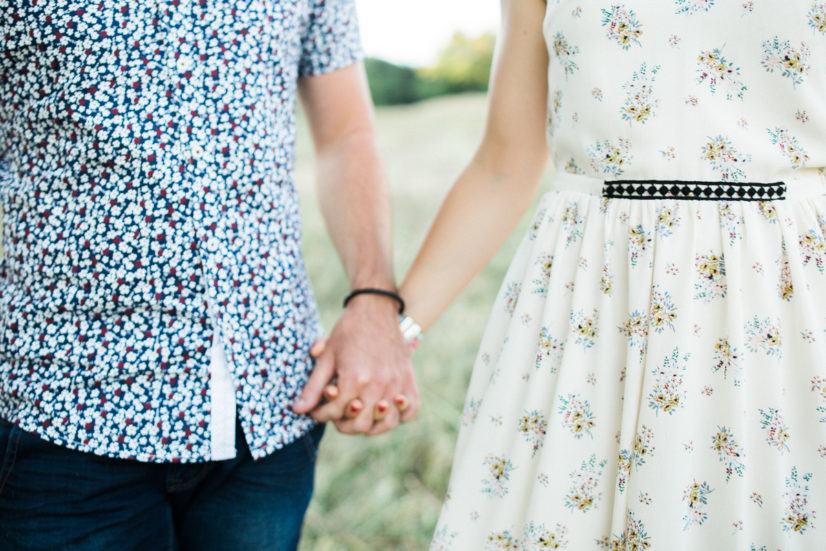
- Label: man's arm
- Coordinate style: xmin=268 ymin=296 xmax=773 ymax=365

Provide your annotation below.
xmin=292 ymin=62 xmax=420 ymax=434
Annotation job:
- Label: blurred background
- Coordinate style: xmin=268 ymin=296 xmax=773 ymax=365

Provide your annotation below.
xmin=296 ymin=1 xmax=553 ymax=549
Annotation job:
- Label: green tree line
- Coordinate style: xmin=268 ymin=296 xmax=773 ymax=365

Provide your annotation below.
xmin=365 ymin=32 xmax=496 ymax=106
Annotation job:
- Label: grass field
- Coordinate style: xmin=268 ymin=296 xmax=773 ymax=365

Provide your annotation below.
xmin=294 ymin=93 xmax=553 ymax=550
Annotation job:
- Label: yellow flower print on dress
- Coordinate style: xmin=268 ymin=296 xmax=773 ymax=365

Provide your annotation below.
xmin=462 ymin=397 xmax=482 ymax=426
xmin=780 ymin=467 xmax=814 ymax=534
xmin=758 ymin=407 xmax=791 ymax=453
xmin=552 ymin=32 xmax=579 ymax=78
xmin=482 ymin=455 xmax=516 ymax=498
xmin=518 ymin=410 xmax=548 ymax=457
xmin=798 ymin=230 xmax=825 ymax=272
xmin=655 ymin=203 xmax=681 ymax=237
xmin=757 ymin=201 xmax=778 ymax=223
xmin=485 ymin=530 xmax=520 ymax=551
xmin=649 ymin=286 xmax=678 ymax=333
xmin=675 ymin=0 xmax=715 ymax=15
xmin=532 ymin=253 xmax=554 ymax=296
xmin=502 ymin=282 xmax=522 ymax=315
xmin=528 ymin=207 xmax=547 ymax=241
xmin=548 ymin=90 xmax=563 ymax=136
xmin=718 ymin=201 xmax=745 ymax=244
xmin=601 ymin=4 xmax=643 ymax=50
xmin=696 ymin=46 xmax=747 ymax=100
xmin=682 ymin=480 xmax=714 ymax=530
xmin=810 ymin=3 xmax=826 ymax=34
xmin=701 ymin=135 xmax=751 ymax=181
xmin=557 ymin=394 xmax=596 ymax=439
xmin=694 ymin=252 xmax=726 ymax=302
xmin=521 ymin=522 xmax=569 ymax=551
xmin=649 ymin=347 xmax=689 ymax=415
xmin=561 ymin=202 xmax=584 ymax=247
xmin=602 ymin=510 xmax=652 ymax=550
xmin=620 ymin=63 xmax=660 ymax=124
xmin=536 ymin=326 xmax=565 ymax=371
xmin=744 ymin=315 xmax=782 ymax=358
xmin=778 ymin=248 xmax=795 ymax=301
xmin=767 ymin=127 xmax=810 ymax=168
xmin=588 ymin=138 xmax=633 ymax=177
xmin=619 ymin=310 xmax=648 ymax=353
xmin=711 ymin=425 xmax=745 ymax=482
xmin=761 ymin=37 xmax=811 ymax=88
xmin=564 ymin=454 xmax=606 ymax=513
xmin=430 ymin=526 xmax=457 ymax=551
xmin=570 ymin=309 xmax=599 ymax=350
xmin=564 ymin=158 xmax=585 ymax=176
xmin=616 ymin=425 xmax=655 ymax=494
xmin=712 ymin=337 xmax=743 ymax=385
xmin=628 ymin=224 xmax=652 ymax=268
xmin=809 ymin=375 xmax=826 ymax=422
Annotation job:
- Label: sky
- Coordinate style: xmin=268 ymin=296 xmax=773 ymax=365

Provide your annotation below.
xmin=355 ymin=0 xmax=500 ymax=67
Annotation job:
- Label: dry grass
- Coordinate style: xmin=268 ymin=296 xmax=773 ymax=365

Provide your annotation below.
xmin=295 ymin=93 xmax=553 ymax=550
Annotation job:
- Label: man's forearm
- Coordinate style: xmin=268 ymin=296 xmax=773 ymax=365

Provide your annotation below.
xmin=315 ymin=129 xmax=395 ymax=290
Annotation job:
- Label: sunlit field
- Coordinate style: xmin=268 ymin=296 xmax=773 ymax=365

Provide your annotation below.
xmin=295 ymin=93 xmax=553 ymax=550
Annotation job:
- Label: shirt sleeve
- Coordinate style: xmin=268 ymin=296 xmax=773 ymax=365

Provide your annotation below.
xmin=298 ymin=0 xmax=364 ymax=77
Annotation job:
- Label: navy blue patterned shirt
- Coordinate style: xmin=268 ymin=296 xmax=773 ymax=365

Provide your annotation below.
xmin=0 ymin=0 xmax=362 ymax=462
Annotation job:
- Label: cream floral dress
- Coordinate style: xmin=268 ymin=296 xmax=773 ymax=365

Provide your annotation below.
xmin=431 ymin=2 xmax=826 ymax=550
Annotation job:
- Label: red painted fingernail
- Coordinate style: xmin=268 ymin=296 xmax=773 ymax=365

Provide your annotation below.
xmin=377 ymin=401 xmax=389 ymax=413
xmin=349 ymin=401 xmax=363 ymax=413
xmin=394 ymin=395 xmax=406 ymax=406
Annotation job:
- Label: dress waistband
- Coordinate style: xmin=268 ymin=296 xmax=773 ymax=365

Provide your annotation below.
xmin=550 ymin=172 xmax=826 ymax=201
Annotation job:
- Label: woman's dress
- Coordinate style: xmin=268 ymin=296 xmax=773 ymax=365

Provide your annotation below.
xmin=432 ymin=2 xmax=826 ymax=550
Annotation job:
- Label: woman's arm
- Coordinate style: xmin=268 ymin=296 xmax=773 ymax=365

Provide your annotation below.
xmin=400 ymin=0 xmax=550 ymax=330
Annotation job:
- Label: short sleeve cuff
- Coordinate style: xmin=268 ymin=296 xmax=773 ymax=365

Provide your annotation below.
xmin=299 ymin=0 xmax=364 ymax=77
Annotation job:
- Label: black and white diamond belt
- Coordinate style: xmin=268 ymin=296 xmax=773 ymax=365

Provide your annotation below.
xmin=551 ymin=172 xmax=826 ymax=201
xmin=602 ymin=180 xmax=785 ymax=201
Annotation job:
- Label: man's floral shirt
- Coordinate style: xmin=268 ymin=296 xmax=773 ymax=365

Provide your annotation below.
xmin=0 ymin=0 xmax=361 ymax=462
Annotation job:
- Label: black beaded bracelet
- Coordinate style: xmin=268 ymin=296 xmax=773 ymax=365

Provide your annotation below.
xmin=343 ymin=288 xmax=405 ymax=314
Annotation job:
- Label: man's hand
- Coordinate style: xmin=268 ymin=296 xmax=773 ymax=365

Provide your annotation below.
xmin=293 ymin=296 xmax=420 ymax=435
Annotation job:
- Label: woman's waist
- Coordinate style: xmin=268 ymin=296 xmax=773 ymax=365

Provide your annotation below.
xmin=549 ymin=170 xmax=826 ymax=202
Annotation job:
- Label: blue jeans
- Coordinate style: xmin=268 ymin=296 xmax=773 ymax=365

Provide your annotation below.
xmin=0 ymin=419 xmax=324 ymax=551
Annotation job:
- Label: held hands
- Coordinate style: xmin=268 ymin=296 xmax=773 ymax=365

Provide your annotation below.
xmin=292 ymin=297 xmax=420 ymax=435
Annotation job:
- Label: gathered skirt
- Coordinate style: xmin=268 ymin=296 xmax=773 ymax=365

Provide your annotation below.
xmin=431 ymin=173 xmax=826 ymax=550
